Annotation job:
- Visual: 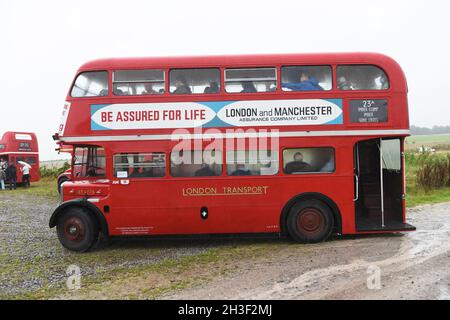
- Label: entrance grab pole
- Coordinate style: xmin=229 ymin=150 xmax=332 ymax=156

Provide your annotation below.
xmin=379 ymin=139 xmax=385 ymax=228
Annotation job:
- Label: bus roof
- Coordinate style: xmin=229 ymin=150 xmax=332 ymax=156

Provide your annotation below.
xmin=80 ymin=52 xmax=401 ymax=73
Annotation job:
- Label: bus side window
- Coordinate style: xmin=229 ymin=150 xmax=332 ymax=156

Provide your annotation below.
xmin=337 ymin=65 xmax=389 ymax=90
xmin=113 ymin=69 xmax=165 ymax=96
xmin=169 ymin=69 xmax=220 ymax=95
xmin=170 ymin=150 xmax=222 ymax=177
xmin=226 ymin=150 xmax=279 ymax=176
xmin=224 ymin=68 xmax=277 ymax=93
xmin=73 ymin=146 xmax=106 ymax=178
xmin=283 ymin=148 xmax=335 ymax=174
xmin=113 ymin=153 xmax=166 ymax=178
xmin=281 ymin=66 xmax=332 ymax=91
xmin=71 ymin=71 xmax=109 ymax=97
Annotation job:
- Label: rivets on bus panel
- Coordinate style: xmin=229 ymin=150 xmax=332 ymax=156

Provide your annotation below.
xmin=200 ymin=207 xmax=208 ymax=220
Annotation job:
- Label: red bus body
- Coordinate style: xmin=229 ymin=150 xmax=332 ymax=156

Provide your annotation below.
xmin=0 ymin=132 xmax=40 ymax=183
xmin=51 ymin=53 xmax=414 ymax=246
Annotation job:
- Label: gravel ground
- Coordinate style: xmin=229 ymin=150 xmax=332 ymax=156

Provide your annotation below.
xmin=1 ymin=190 xmax=450 ymax=299
xmin=162 ymin=203 xmax=450 ymax=300
xmin=0 ymin=192 xmax=220 ymax=298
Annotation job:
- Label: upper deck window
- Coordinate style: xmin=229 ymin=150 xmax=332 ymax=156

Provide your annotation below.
xmin=71 ymin=71 xmax=108 ymax=97
xmin=15 ymin=134 xmax=32 ymax=141
xmin=113 ymin=69 xmax=165 ymax=96
xmin=0 ymin=144 xmax=4 ymax=150
xmin=281 ymin=66 xmax=332 ymax=91
xmin=337 ymin=65 xmax=389 ymax=90
xmin=225 ymin=68 xmax=276 ymax=93
xmin=169 ymin=69 xmax=220 ymax=94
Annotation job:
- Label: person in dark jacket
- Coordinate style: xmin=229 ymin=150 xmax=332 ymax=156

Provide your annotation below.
xmin=5 ymin=163 xmax=17 ymax=190
xmin=282 ymin=72 xmax=323 ymax=91
xmin=173 ymin=76 xmax=191 ymax=94
xmin=284 ymin=152 xmax=312 ymax=174
xmin=195 ymin=163 xmax=216 ymax=176
xmin=230 ymin=164 xmax=251 ymax=176
xmin=241 ymin=81 xmax=257 ymax=93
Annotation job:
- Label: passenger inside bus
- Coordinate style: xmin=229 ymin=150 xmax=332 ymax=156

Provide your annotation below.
xmin=173 ymin=76 xmax=192 ymax=94
xmin=204 ymin=82 xmax=220 ymax=94
xmin=194 ymin=163 xmax=216 ymax=176
xmin=337 ymin=76 xmax=354 ymax=90
xmin=281 ymin=72 xmax=323 ymax=91
xmin=142 ymin=83 xmax=158 ymax=95
xmin=284 ymin=152 xmax=312 ymax=173
xmin=241 ymin=81 xmax=257 ymax=93
xmin=230 ymin=163 xmax=252 ymax=176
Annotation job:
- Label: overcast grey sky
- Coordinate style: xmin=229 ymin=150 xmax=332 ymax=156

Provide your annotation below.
xmin=0 ymin=0 xmax=449 ymax=160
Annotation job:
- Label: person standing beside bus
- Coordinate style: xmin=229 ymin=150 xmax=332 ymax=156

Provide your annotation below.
xmin=21 ymin=164 xmax=31 ymax=188
xmin=0 ymin=158 xmax=6 ymax=190
xmin=6 ymin=163 xmax=17 ymax=190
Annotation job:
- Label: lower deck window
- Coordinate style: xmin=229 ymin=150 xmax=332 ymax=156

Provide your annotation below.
xmin=283 ymin=148 xmax=335 ymax=174
xmin=170 ymin=150 xmax=222 ymax=177
xmin=226 ymin=150 xmax=279 ymax=176
xmin=113 ymin=153 xmax=166 ymax=178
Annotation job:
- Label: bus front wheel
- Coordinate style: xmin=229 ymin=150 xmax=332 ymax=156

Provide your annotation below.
xmin=286 ymin=199 xmax=334 ymax=243
xmin=56 ymin=207 xmax=99 ymax=252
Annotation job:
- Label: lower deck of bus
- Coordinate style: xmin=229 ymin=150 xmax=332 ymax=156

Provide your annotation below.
xmin=64 ymin=135 xmax=415 ymax=236
xmin=0 ymin=153 xmax=40 ymax=183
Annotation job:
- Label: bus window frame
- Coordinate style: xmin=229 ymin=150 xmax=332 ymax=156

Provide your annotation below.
xmin=224 ymin=66 xmax=278 ymax=94
xmin=72 ymin=144 xmax=107 ymax=180
xmin=168 ymin=67 xmax=222 ymax=96
xmin=336 ymin=64 xmax=391 ymax=91
xmin=112 ymin=69 xmax=166 ymax=97
xmin=280 ymin=64 xmax=334 ymax=92
xmin=70 ymin=70 xmax=110 ymax=99
xmin=281 ymin=146 xmax=337 ymax=175
xmin=113 ymin=152 xmax=167 ymax=180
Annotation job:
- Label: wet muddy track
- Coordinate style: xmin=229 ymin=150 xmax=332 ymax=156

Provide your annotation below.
xmin=162 ymin=203 xmax=450 ymax=299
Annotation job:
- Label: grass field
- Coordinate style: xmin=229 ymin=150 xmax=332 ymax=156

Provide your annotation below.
xmin=405 ymin=133 xmax=450 ymax=151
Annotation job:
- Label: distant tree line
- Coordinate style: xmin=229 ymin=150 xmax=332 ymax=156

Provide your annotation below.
xmin=410 ymin=125 xmax=450 ymax=135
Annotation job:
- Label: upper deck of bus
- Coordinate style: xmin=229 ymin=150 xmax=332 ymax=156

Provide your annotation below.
xmin=0 ymin=132 xmax=39 ymax=155
xmin=57 ymin=52 xmax=409 ymax=143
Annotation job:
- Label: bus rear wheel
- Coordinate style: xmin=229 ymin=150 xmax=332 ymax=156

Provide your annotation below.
xmin=286 ymin=199 xmax=334 ymax=243
xmin=56 ymin=207 xmax=99 ymax=252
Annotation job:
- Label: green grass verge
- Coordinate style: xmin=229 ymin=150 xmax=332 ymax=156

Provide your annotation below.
xmin=6 ymin=177 xmax=58 ymax=198
xmin=405 ymin=152 xmax=450 ymax=207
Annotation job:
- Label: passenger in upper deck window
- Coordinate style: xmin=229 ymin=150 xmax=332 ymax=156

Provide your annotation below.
xmin=204 ymin=82 xmax=220 ymax=94
xmin=173 ymin=76 xmax=192 ymax=94
xmin=337 ymin=76 xmax=354 ymax=90
xmin=282 ymin=72 xmax=323 ymax=91
xmin=240 ymin=82 xmax=257 ymax=93
xmin=379 ymin=74 xmax=389 ymax=90
xmin=142 ymin=83 xmax=158 ymax=95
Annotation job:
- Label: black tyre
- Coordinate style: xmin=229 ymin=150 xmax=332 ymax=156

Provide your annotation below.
xmin=57 ymin=176 xmax=70 ymax=194
xmin=56 ymin=207 xmax=99 ymax=252
xmin=286 ymin=199 xmax=334 ymax=243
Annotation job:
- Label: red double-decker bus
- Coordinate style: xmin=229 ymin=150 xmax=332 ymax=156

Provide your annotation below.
xmin=0 ymin=131 xmax=40 ymax=184
xmin=50 ymin=53 xmax=415 ymax=252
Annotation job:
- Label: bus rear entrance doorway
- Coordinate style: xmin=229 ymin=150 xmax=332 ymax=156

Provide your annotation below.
xmin=354 ymin=138 xmax=415 ymax=232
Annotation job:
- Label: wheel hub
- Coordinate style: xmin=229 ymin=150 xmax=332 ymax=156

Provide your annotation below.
xmin=297 ymin=208 xmax=324 ymax=235
xmin=64 ymin=217 xmax=85 ymax=242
